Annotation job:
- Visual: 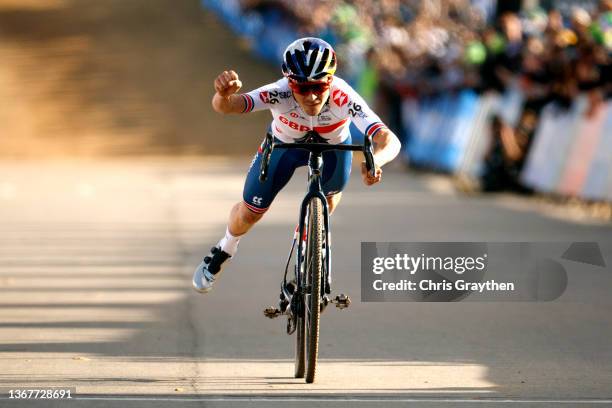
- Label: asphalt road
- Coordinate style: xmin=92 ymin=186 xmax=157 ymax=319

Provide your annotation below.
xmin=0 ymin=159 xmax=611 ymax=408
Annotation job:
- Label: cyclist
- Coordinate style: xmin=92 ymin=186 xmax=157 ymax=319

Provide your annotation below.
xmin=193 ymin=37 xmax=401 ymax=293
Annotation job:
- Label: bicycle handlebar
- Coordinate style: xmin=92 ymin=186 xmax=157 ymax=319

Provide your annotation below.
xmin=259 ymin=131 xmax=376 ymax=183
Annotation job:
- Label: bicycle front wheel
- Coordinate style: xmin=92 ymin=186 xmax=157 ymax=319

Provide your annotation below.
xmin=294 ymin=280 xmax=306 ymax=378
xmin=304 ymin=197 xmax=323 ymax=383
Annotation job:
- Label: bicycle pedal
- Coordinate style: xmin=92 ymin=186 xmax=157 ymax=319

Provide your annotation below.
xmin=263 ymin=306 xmax=282 ymax=319
xmin=332 ymin=294 xmax=351 ymax=309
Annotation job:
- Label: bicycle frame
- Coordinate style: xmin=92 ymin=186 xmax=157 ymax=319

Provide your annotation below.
xmin=259 ymin=130 xmax=374 ymax=382
xmin=259 ymin=130 xmax=375 ymax=308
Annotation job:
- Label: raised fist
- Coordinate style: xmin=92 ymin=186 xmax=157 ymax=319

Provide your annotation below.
xmin=214 ymin=70 xmax=242 ymax=97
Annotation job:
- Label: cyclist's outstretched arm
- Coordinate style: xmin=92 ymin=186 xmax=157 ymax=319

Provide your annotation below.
xmin=333 ymin=76 xmax=401 ymax=185
xmin=372 ymin=128 xmax=401 ymax=167
xmin=360 ymin=128 xmax=401 ymax=186
xmin=331 ymin=77 xmax=401 ymax=168
xmin=212 ymin=71 xmax=284 ymax=115
xmin=212 ymin=70 xmax=245 ymax=114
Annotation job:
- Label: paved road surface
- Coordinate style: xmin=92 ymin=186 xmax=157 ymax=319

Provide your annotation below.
xmin=0 ymin=159 xmax=611 ymax=407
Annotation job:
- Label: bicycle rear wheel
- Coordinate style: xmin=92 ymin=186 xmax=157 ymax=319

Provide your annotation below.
xmin=304 ymin=197 xmax=323 ymax=383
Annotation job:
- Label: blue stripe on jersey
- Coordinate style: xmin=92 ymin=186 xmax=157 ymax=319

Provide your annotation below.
xmin=365 ymin=122 xmax=384 ymax=136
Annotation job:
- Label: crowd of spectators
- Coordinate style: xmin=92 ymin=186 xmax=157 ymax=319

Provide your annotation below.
xmin=240 ymin=0 xmax=611 ymax=193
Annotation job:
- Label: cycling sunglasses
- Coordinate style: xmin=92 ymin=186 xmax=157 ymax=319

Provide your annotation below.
xmin=288 ymin=81 xmax=331 ymax=95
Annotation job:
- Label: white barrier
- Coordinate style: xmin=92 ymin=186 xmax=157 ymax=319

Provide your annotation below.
xmin=447 ymin=88 xmax=612 ymax=203
xmin=522 ymin=98 xmax=612 ymax=201
xmin=559 ymin=99 xmax=609 ymax=198
xmin=579 ymin=102 xmax=612 ymax=202
xmin=457 ymin=93 xmax=499 ymax=178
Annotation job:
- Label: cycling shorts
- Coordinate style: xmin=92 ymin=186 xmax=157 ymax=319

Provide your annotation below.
xmin=242 ymin=134 xmax=353 ymax=213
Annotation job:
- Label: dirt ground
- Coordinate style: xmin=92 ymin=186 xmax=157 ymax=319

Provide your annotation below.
xmin=0 ymin=0 xmax=277 ymax=157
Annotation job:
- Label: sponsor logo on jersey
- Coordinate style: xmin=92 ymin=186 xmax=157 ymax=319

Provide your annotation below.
xmin=290 ymin=112 xmax=299 ymax=118
xmin=348 ymin=101 xmax=366 ymax=118
xmin=278 ymin=116 xmax=348 ymax=134
xmin=279 ymin=115 xmax=311 ymax=131
xmin=260 ymin=91 xmax=279 ymax=104
xmin=319 ymin=115 xmax=332 ymax=121
xmin=278 ymin=91 xmax=292 ymax=99
xmin=332 ymin=89 xmax=349 ymax=107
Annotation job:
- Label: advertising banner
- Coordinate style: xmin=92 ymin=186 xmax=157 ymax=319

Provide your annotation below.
xmin=521 ymin=104 xmax=560 ymax=192
xmin=443 ymin=90 xmax=479 ymax=172
xmin=558 ymin=100 xmax=608 ymax=197
xmin=457 ymin=93 xmax=498 ymax=178
xmin=581 ymin=102 xmax=612 ymax=201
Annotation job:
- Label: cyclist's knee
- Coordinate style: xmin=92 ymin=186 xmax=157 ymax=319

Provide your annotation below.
xmin=239 ymin=201 xmax=266 ymax=224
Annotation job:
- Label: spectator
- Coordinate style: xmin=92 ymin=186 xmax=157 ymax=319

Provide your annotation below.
xmin=232 ymin=0 xmax=610 ymax=193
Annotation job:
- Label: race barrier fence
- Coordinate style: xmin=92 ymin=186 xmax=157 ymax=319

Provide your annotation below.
xmin=403 ymin=90 xmax=612 ymax=202
xmin=522 ymin=97 xmax=612 ymax=202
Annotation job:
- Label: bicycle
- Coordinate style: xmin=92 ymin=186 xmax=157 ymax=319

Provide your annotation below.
xmin=260 ymin=130 xmax=375 ymax=383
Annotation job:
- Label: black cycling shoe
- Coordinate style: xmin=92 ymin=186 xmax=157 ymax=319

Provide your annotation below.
xmin=192 ymin=246 xmax=232 ymax=293
xmin=204 ymin=246 xmax=231 ymax=274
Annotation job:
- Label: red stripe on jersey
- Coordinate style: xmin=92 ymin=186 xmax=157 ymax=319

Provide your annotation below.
xmin=243 ymin=201 xmax=268 ymax=214
xmin=370 ymin=126 xmax=386 ymax=137
xmin=241 ymin=94 xmax=253 ymax=113
xmin=313 ymin=118 xmax=349 ymax=134
xmin=366 ymin=122 xmax=385 ymax=137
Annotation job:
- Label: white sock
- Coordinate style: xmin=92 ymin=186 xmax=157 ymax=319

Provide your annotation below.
xmin=218 ymin=227 xmax=241 ymax=256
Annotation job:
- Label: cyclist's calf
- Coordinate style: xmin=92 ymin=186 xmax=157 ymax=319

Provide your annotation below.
xmin=229 ymin=201 xmax=265 ymax=236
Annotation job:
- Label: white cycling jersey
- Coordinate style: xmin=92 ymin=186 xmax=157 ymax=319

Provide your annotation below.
xmin=239 ymin=76 xmax=388 ymax=144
